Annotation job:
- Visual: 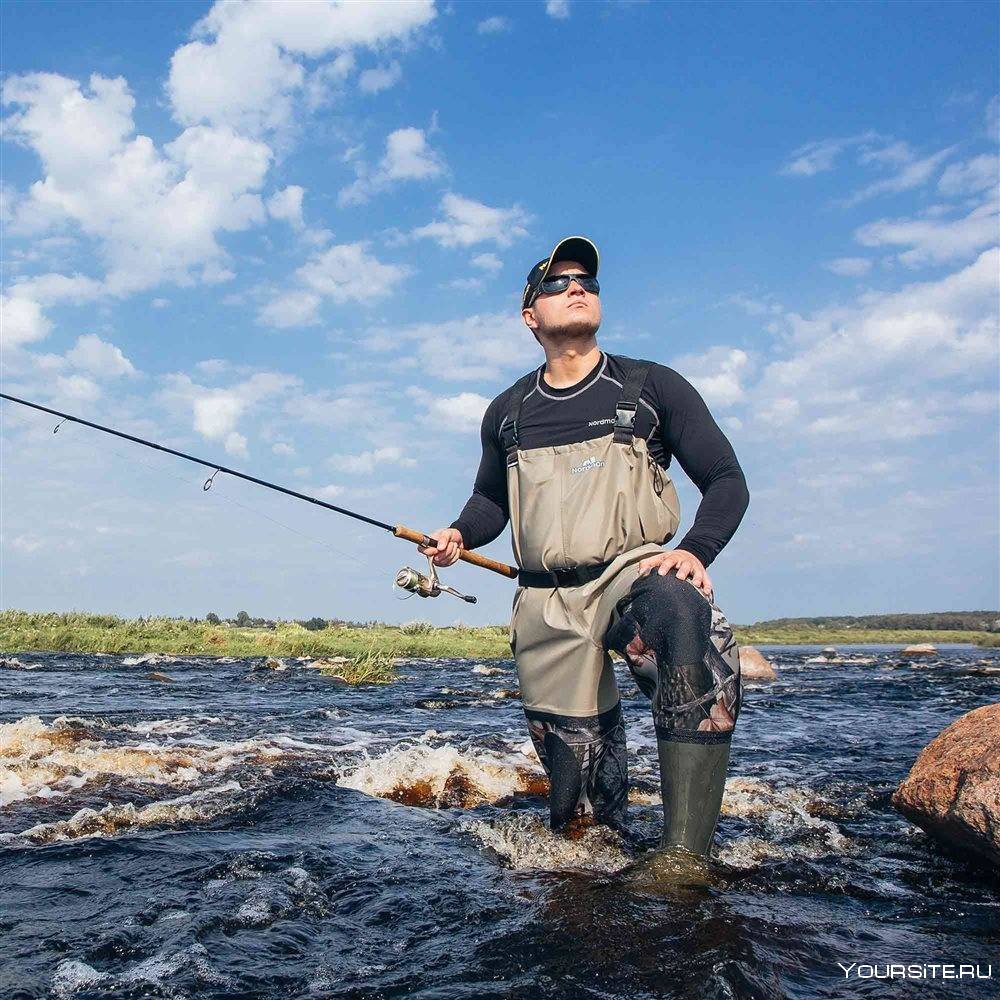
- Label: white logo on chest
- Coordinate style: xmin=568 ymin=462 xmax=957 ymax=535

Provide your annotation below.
xmin=570 ymin=456 xmax=605 ymax=475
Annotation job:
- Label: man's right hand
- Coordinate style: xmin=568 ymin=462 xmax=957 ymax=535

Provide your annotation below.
xmin=418 ymin=528 xmax=464 ymax=567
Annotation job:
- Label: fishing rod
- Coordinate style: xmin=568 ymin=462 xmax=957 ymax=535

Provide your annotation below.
xmin=0 ymin=392 xmax=519 ymax=603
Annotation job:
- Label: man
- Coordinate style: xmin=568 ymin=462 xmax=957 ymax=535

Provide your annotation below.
xmin=420 ymin=236 xmax=749 ymax=855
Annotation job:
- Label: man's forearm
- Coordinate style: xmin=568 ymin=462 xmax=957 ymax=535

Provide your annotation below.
xmin=451 ymin=492 xmax=509 ymax=550
xmin=675 ymin=465 xmax=749 ymax=567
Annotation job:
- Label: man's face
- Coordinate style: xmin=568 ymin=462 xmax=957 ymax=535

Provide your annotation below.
xmin=522 ymin=258 xmax=601 ymax=341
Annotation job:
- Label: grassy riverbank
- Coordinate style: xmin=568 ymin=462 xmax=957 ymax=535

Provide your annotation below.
xmin=1 ymin=611 xmax=996 ymax=683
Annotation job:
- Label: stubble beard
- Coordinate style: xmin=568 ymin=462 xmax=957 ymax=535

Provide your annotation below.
xmin=542 ymin=316 xmax=600 ymax=343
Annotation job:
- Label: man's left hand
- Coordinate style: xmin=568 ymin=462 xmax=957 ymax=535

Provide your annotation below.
xmin=637 ymin=549 xmax=713 ymax=599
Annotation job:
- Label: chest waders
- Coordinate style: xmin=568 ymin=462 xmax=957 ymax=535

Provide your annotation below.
xmin=503 ymin=364 xmax=741 ymax=854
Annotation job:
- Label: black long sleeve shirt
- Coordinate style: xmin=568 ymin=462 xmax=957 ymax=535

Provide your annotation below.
xmin=451 ymin=352 xmax=749 ymax=568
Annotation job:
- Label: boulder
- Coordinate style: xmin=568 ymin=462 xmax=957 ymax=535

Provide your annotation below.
xmin=901 ymin=643 xmax=937 ymax=657
xmin=738 ymin=646 xmax=777 ymax=681
xmin=145 ymin=671 xmax=174 ymax=683
xmin=892 ymin=703 xmax=1000 ymax=869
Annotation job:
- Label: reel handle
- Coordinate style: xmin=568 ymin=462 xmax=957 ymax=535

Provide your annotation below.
xmin=392 ymin=525 xmax=518 ymax=579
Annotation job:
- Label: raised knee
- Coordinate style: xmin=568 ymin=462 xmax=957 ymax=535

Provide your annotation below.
xmin=636 ymin=571 xmax=710 ymax=626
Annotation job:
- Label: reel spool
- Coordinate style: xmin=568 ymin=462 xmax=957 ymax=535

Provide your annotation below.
xmin=393 ymin=555 xmax=477 ymax=603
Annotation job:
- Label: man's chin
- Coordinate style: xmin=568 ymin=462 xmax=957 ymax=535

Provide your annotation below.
xmin=547 ymin=319 xmax=600 ymax=341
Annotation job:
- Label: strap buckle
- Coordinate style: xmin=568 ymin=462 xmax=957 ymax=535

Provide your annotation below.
xmin=614 ymin=401 xmax=637 ymax=442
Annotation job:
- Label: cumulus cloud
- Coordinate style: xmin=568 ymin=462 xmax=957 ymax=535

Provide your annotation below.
xmin=267 ymin=185 xmax=305 ymax=228
xmin=855 ymin=194 xmax=998 ymax=266
xmin=259 ymin=243 xmax=410 ymax=327
xmin=339 ymin=126 xmax=445 ymax=206
xmin=670 ymin=347 xmax=751 ymax=409
xmin=415 ymin=390 xmax=492 ymax=431
xmin=545 ymin=0 xmax=570 ymax=19
xmin=54 ymin=374 xmax=101 ymax=403
xmin=328 ymin=446 xmax=416 ymax=474
xmin=65 ymin=334 xmax=137 ymax=377
xmin=472 ymin=252 xmax=503 ymax=273
xmin=365 ymin=311 xmax=537 ymax=380
xmin=477 ymin=16 xmax=511 ymax=34
xmin=410 ymin=192 xmax=530 ymax=248
xmin=0 ymin=294 xmax=51 ymax=348
xmin=5 ymin=72 xmax=272 ymax=301
xmin=358 ymin=62 xmax=402 ymax=95
xmin=825 ymin=257 xmax=872 ymax=277
xmin=167 ymin=0 xmax=436 ymax=134
xmin=158 ymin=370 xmax=301 ymax=455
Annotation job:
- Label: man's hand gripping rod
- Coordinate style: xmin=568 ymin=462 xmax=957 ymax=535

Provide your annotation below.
xmin=391 ymin=526 xmax=518 ymax=604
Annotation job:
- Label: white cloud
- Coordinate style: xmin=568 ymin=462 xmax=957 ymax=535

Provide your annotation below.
xmin=410 ymin=192 xmax=530 ymax=248
xmin=779 ymin=132 xmax=879 ymax=177
xmin=855 ymin=194 xmax=998 ymax=266
xmin=328 ymin=446 xmax=416 ymax=474
xmin=298 ymin=243 xmax=409 ymax=302
xmin=545 ymin=0 xmax=570 ymax=19
xmin=259 ymin=243 xmax=409 ymax=327
xmin=339 ymin=127 xmax=444 ymax=206
xmin=844 ymin=146 xmax=956 ymax=205
xmin=65 ymin=334 xmax=137 ymax=377
xmin=420 ymin=391 xmax=491 ymax=431
xmin=5 ymin=73 xmax=272 ymax=298
xmin=55 ymin=374 xmax=101 ymax=403
xmin=358 ymin=62 xmax=402 ymax=95
xmin=986 ymin=94 xmax=999 ymax=143
xmin=159 ymin=370 xmax=301 ymax=454
xmin=365 ymin=311 xmax=537 ymax=379
xmin=267 ymin=185 xmax=305 ymax=228
xmin=670 ymin=347 xmax=751 ymax=408
xmin=472 ymin=252 xmax=503 ymax=273
xmin=258 ymin=290 xmax=323 ymax=328
xmin=272 ymin=442 xmax=295 ymax=456
xmin=0 ymin=295 xmax=51 ymax=348
xmin=152 ymin=298 xmax=169 ymax=308
xmin=477 ymin=16 xmax=511 ymax=34
xmin=749 ymin=248 xmax=999 ymax=441
xmin=825 ymin=257 xmax=872 ymax=277
xmin=167 ymin=0 xmax=436 ymax=134
xmin=937 ymin=154 xmax=998 ymax=197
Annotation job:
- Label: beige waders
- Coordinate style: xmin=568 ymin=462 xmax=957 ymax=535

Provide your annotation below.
xmin=503 ymin=364 xmax=739 ymax=851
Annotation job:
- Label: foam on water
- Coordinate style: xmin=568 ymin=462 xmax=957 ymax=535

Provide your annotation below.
xmin=339 ymin=741 xmax=549 ymax=808
xmin=5 ymin=781 xmax=243 ymax=845
xmin=463 ymin=812 xmax=635 ymax=872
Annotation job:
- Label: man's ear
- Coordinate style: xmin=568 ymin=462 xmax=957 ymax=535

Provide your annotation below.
xmin=522 ymin=307 xmax=538 ymax=331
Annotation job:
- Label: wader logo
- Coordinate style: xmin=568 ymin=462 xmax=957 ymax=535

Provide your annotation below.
xmin=570 ymin=456 xmax=605 ymax=475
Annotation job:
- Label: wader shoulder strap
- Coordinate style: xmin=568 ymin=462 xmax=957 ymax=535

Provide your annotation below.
xmin=501 ymin=370 xmax=539 ymax=464
xmin=614 ymin=362 xmax=651 ymax=445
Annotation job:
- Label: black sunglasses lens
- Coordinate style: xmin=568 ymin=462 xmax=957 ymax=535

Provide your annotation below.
xmin=538 ymin=275 xmax=600 ymax=295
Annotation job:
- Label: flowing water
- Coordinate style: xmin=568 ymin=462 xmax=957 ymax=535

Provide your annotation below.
xmin=0 ymin=645 xmax=997 ymax=999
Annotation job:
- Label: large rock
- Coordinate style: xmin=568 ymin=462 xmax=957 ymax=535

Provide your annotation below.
xmin=892 ymin=703 xmax=1000 ymax=869
xmin=901 ymin=643 xmax=937 ymax=657
xmin=738 ymin=646 xmax=777 ymax=681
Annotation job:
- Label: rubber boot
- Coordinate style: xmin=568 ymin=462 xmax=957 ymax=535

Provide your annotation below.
xmin=657 ymin=737 xmax=730 ymax=855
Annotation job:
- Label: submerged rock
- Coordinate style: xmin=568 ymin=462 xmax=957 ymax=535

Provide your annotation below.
xmin=892 ymin=703 xmax=1000 ymax=869
xmin=901 ymin=643 xmax=937 ymax=657
xmin=738 ymin=646 xmax=777 ymax=681
xmin=145 ymin=671 xmax=174 ymax=683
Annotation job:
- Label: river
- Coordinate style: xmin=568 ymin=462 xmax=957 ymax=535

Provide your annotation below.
xmin=1 ymin=644 xmax=997 ymax=998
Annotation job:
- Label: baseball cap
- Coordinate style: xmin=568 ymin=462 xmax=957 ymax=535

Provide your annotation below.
xmin=521 ymin=236 xmax=600 ymax=310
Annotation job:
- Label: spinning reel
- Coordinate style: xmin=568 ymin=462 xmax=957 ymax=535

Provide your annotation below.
xmin=394 ymin=554 xmax=477 ymax=603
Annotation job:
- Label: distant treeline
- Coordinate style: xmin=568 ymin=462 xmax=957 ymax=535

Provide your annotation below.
xmin=750 ymin=611 xmax=1000 ymax=632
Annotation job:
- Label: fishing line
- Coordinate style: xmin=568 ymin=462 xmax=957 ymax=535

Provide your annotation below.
xmin=1 ymin=392 xmax=518 ymax=602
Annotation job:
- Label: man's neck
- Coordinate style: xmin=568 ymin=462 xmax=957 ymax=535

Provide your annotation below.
xmin=541 ymin=339 xmax=601 ymax=388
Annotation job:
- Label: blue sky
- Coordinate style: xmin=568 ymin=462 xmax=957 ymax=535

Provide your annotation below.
xmin=2 ymin=0 xmax=997 ymax=625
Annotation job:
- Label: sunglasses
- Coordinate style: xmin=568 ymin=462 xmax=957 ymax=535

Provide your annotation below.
xmin=529 ymin=272 xmax=600 ymax=306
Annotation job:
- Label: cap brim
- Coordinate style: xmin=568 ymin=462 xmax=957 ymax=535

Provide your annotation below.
xmin=545 ymin=236 xmax=599 ymax=279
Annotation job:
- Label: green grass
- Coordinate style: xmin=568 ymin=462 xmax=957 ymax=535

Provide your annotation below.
xmin=1 ymin=611 xmax=995 ymax=685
